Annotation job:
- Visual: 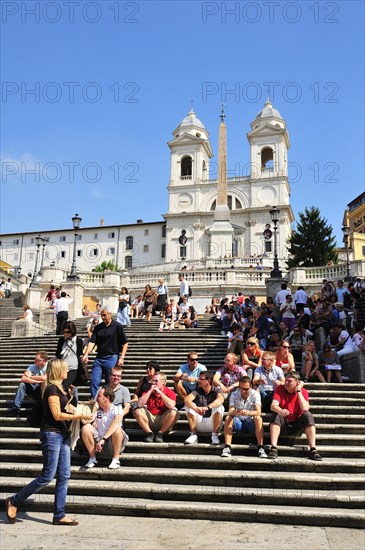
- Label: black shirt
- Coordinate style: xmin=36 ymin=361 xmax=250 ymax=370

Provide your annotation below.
xmin=91 ymin=320 xmax=128 ymax=357
xmin=191 ymin=386 xmax=221 ymax=407
xmin=41 ymin=384 xmax=69 ymax=435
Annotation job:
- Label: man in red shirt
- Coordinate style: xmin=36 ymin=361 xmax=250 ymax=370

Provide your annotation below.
xmin=134 ymin=371 xmax=179 ymax=443
xmin=267 ymin=371 xmax=322 ymax=461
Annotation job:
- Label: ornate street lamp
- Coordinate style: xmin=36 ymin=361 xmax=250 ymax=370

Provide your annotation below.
xmin=269 ymin=206 xmax=282 ymax=278
xmin=38 ymin=236 xmax=49 ymax=276
xmin=29 ymin=235 xmax=43 ymax=287
xmin=342 ymin=225 xmax=351 ymax=282
xmin=67 ymin=213 xmax=82 ymax=281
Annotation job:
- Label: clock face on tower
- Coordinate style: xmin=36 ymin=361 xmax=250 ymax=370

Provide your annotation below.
xmin=176 ymin=193 xmax=193 ymax=210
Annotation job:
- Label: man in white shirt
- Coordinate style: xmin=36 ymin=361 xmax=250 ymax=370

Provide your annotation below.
xmin=178 ymin=274 xmax=190 ymax=305
xmin=275 ymin=283 xmax=290 ymax=307
xmin=54 ymin=292 xmax=73 ymax=334
xmin=82 ymin=387 xmax=124 ymax=470
xmin=293 ymin=286 xmax=308 ymax=308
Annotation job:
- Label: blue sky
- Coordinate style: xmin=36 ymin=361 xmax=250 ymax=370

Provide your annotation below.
xmin=1 ymin=0 xmax=364 ymax=245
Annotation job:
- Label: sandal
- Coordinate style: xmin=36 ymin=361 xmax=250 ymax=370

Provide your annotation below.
xmin=53 ymin=517 xmax=79 ymax=526
xmin=309 ymin=449 xmax=323 ymax=461
xmin=5 ymin=497 xmax=17 ymax=524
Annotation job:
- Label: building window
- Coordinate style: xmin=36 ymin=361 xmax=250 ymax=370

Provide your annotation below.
xmin=143 ymin=245 xmax=149 ymax=253
xmin=161 ymin=244 xmax=166 ymax=258
xmin=362 ymin=246 xmax=365 ymax=256
xmin=90 ymin=249 xmax=98 ymax=257
xmin=265 ymin=241 xmax=272 ymax=253
xmin=261 ymin=147 xmax=274 ymax=170
xmin=126 ymin=236 xmax=133 ymax=250
xmin=210 ymin=195 xmax=243 ymax=211
xmin=94 ymin=233 xmax=98 ymax=239
xmin=108 ymin=232 xmax=115 ymax=239
xmin=181 ymin=156 xmax=192 ymax=178
xmin=144 ymin=229 xmax=149 ymax=236
xmin=61 ymin=251 xmax=66 ymax=258
xmin=59 ymin=236 xmax=66 ymax=242
xmin=180 ymin=246 xmax=187 ymax=258
xmin=76 ymin=235 xmax=82 ymax=241
xmin=26 ymin=253 xmax=34 ymax=260
xmin=108 ymin=247 xmax=115 ymax=255
xmin=30 ymin=238 xmax=34 ymax=244
xmin=125 ymin=256 xmax=132 ymax=269
xmin=13 ymin=239 xmax=19 ymax=245
xmin=14 ymin=253 xmax=19 ymax=261
xmin=77 ymin=250 xmax=82 ymax=257
xmin=162 ymin=225 xmax=166 ymax=238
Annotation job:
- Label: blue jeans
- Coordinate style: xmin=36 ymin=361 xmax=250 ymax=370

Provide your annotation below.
xmin=90 ymin=354 xmax=118 ymax=399
xmin=258 ymin=386 xmax=274 ymax=413
xmin=13 ymin=382 xmax=40 ymax=409
xmin=11 ymin=431 xmax=71 ymax=521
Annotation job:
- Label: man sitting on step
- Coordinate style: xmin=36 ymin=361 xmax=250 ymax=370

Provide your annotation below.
xmin=9 ymin=351 xmax=48 ymax=417
xmin=221 ymin=376 xmax=267 ymax=458
xmin=133 ymin=371 xmax=179 ymax=443
xmin=184 ymin=370 xmax=225 ymax=445
xmin=173 ymin=351 xmax=207 ymax=402
xmin=267 ymin=371 xmax=322 ymax=461
xmin=82 ymin=387 xmax=125 ymax=470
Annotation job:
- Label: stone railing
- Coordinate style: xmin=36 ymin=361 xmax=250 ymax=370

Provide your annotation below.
xmin=11 ymin=319 xmax=50 ymax=338
xmin=78 ymin=272 xmax=105 ymax=285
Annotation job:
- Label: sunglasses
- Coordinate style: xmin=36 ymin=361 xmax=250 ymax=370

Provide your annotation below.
xmin=247 ymin=342 xmax=255 ymax=346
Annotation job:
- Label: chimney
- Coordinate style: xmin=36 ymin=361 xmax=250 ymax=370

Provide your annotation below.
xmin=100 ymin=218 xmax=104 ymax=226
xmin=136 ymin=219 xmax=143 ymax=224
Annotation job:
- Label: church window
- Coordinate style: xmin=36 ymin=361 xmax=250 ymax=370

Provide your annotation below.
xmin=143 ymin=245 xmax=149 ymax=253
xmin=107 ymin=247 xmax=115 ymax=255
xmin=125 ymin=256 xmax=132 ymax=269
xmin=77 ymin=250 xmax=81 ymax=257
xmin=161 ymin=244 xmax=166 ymax=258
xmin=210 ymin=195 xmax=242 ymax=211
xmin=162 ymin=225 xmax=166 ymax=238
xmin=126 ymin=236 xmax=133 ymax=250
xmin=181 ymin=156 xmax=192 ymax=178
xmin=265 ymin=241 xmax=272 ymax=253
xmin=261 ymin=147 xmax=274 ymax=170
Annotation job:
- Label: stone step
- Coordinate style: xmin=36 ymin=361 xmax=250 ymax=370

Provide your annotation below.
xmin=2 ymin=475 xmax=364 ymax=509
xmin=2 ymin=461 xmax=364 ymax=490
xmin=1 ymin=441 xmax=364 ymax=459
xmin=1 ymin=493 xmax=364 ymax=528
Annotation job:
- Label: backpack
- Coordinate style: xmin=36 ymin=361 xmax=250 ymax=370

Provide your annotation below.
xmin=188 ymin=286 xmax=192 ymax=297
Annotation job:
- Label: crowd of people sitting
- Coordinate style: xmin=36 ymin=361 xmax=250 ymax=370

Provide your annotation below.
xmin=210 ymin=279 xmax=365 ymax=385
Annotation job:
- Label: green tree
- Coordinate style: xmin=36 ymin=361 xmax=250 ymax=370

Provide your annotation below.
xmin=93 ymin=260 xmax=121 ymax=272
xmin=287 ymin=206 xmax=338 ymax=268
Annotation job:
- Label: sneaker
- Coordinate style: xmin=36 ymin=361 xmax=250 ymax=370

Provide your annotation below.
xmin=267 ymin=447 xmax=278 ymax=460
xmin=108 ymin=458 xmax=120 ymax=469
xmin=309 ymin=448 xmax=323 ymax=461
xmin=154 ymin=432 xmax=164 ymax=443
xmin=144 ymin=432 xmax=154 ymax=443
xmin=185 ymin=433 xmax=198 ymax=444
xmin=258 ymin=447 xmax=268 ymax=458
xmin=221 ymin=446 xmax=231 ymax=457
xmin=211 ymin=433 xmax=220 ymax=445
xmin=85 ymin=457 xmax=98 ymax=469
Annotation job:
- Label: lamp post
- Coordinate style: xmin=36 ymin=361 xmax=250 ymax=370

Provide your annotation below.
xmin=38 ymin=236 xmax=49 ymax=276
xmin=29 ymin=235 xmax=43 ymax=287
xmin=342 ymin=225 xmax=351 ymax=282
xmin=269 ymin=206 xmax=282 ymax=278
xmin=67 ymin=213 xmax=82 ymax=281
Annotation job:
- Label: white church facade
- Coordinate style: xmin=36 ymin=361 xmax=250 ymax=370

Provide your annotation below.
xmin=0 ymin=101 xmax=294 ymax=278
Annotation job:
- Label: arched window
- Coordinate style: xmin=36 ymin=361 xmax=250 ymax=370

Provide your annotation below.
xmin=125 ymin=256 xmax=133 ymax=269
xmin=261 ymin=147 xmax=274 ymax=170
xmin=162 ymin=225 xmax=166 ymax=238
xmin=210 ymin=195 xmax=243 ymax=211
xmin=181 ymin=156 xmax=192 ymax=178
xmin=126 ymin=236 xmax=133 ymax=250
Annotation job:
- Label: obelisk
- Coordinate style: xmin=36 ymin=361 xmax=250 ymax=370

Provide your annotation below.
xmin=208 ymin=106 xmax=234 ymax=257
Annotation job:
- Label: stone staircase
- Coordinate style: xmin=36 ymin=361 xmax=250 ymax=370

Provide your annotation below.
xmin=0 ymin=315 xmax=364 ymax=528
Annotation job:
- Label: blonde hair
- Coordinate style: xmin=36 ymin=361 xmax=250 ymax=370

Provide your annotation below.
xmin=246 ymin=337 xmax=259 ymax=347
xmin=42 ymin=358 xmax=68 ymax=396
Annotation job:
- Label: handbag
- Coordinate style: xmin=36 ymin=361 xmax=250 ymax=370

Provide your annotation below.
xmin=64 ymin=339 xmax=90 ymax=386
